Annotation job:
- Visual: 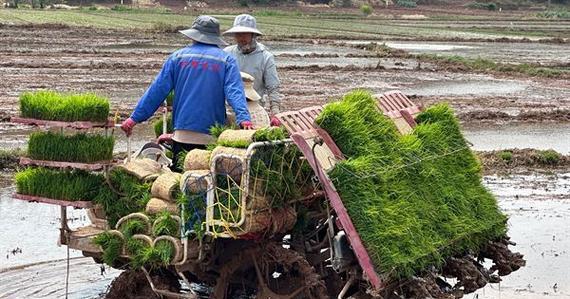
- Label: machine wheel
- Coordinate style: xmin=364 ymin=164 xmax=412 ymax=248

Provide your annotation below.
xmin=212 ymin=242 xmax=328 ymax=299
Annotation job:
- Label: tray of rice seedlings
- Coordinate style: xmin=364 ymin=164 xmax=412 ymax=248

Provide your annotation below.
xmin=151 ymin=211 xmax=181 ymax=237
xmin=15 ymin=167 xmax=105 ymax=206
xmin=25 ymin=131 xmax=114 ymax=167
xmin=94 ymin=164 xmax=158 ymax=226
xmin=15 ymin=90 xmax=111 ymax=127
xmin=214 ymin=127 xmax=288 ymax=149
xmin=132 ymin=236 xmax=182 ymax=269
xmin=315 ymin=90 xmax=508 ymax=280
xmin=151 ymin=172 xmax=182 ymax=202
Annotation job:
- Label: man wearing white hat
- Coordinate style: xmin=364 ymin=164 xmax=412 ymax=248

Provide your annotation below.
xmin=223 ymin=14 xmax=281 ymax=126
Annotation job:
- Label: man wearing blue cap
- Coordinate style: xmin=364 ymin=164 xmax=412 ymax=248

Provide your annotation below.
xmin=223 ymin=14 xmax=282 ymax=127
xmin=121 ymin=15 xmax=252 ymax=170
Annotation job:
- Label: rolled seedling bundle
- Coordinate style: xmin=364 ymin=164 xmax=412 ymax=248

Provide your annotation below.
xmin=151 ymin=172 xmax=181 ymax=202
xmin=93 ymin=230 xmax=125 ymax=266
xmin=210 ymin=146 xmax=247 ymax=183
xmin=237 ymin=206 xmax=297 ymax=236
xmin=245 ymin=182 xmax=271 ymax=211
xmin=153 ymin=236 xmax=183 ymax=264
xmin=152 ymin=212 xmax=181 ymax=237
xmin=27 ymin=131 xmax=114 ymax=163
xmin=146 ymin=198 xmax=179 ymax=215
xmin=135 ymin=236 xmax=182 ymax=268
xmin=180 ymin=170 xmax=211 ymax=195
xmin=114 ymin=158 xmax=169 ymax=182
xmin=115 ymin=213 xmax=151 ymax=237
xmin=125 ymin=234 xmax=153 ymax=257
xmin=183 ymin=149 xmax=211 ymax=171
xmin=217 ymin=129 xmax=257 ymax=148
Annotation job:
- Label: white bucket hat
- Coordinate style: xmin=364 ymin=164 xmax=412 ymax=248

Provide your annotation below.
xmin=223 ymin=14 xmax=263 ymax=36
xmin=241 ymin=72 xmax=261 ymax=101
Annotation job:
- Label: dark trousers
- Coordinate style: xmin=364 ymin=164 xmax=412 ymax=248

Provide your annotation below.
xmin=171 ymin=141 xmax=206 ymax=172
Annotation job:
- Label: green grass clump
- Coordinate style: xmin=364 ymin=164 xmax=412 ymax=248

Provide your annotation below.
xmin=498 ymin=150 xmax=513 ymax=163
xmin=19 ymin=90 xmax=110 ymax=122
xmin=27 ymin=131 xmax=114 ymax=163
xmin=535 ymin=149 xmax=561 ymax=165
xmin=153 ymin=114 xmax=173 ymax=137
xmin=15 ymin=167 xmax=104 ymax=201
xmin=317 ymin=90 xmax=507 ymax=279
xmin=152 ymin=211 xmax=179 ymax=237
xmin=93 ymin=232 xmax=123 ymax=266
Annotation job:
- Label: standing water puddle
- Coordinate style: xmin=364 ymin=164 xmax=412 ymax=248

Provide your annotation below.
xmin=464 ymin=123 xmax=570 ymax=154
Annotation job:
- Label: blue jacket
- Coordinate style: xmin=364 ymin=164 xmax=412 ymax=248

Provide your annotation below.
xmin=130 ymin=43 xmax=251 ymax=134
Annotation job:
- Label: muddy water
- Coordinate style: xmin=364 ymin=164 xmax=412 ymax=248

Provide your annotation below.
xmin=464 ymin=123 xmax=570 ymax=154
xmin=1 ymin=173 xmax=569 ymax=298
xmin=474 ymin=174 xmax=570 ymax=298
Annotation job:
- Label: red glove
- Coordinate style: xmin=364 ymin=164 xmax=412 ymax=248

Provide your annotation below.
xmin=270 ymin=116 xmax=281 ymax=127
xmin=157 ymin=133 xmax=173 ymax=144
xmin=240 ymin=120 xmax=254 ymax=130
xmin=121 ymin=118 xmax=137 ymax=137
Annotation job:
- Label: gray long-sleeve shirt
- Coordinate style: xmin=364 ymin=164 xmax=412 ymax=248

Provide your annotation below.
xmin=224 ymin=43 xmax=281 ymax=114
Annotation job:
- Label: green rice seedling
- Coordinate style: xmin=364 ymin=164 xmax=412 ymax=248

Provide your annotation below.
xmin=119 ymin=219 xmax=147 ymax=238
xmin=107 ymin=167 xmax=152 ymax=201
xmin=15 ymin=167 xmax=105 ymax=201
xmin=93 ymin=232 xmax=123 ymax=266
xmin=253 ymin=127 xmax=288 ymax=142
xmin=19 ymin=90 xmax=110 ymax=122
xmin=127 ymin=238 xmax=152 ymax=268
xmin=136 ymin=239 xmax=175 ymax=269
xmin=95 ymin=169 xmax=152 ymax=226
xmin=317 ymin=90 xmax=507 ymax=279
xmin=153 ymin=114 xmax=173 ymax=137
xmin=27 ymin=131 xmax=114 ymax=163
xmin=152 ymin=211 xmax=179 ymax=237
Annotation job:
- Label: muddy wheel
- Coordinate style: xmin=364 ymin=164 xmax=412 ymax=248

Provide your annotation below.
xmin=212 ymin=243 xmax=328 ymax=299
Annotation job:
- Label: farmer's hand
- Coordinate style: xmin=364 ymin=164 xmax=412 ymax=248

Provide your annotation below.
xmin=240 ymin=120 xmax=254 ymax=130
xmin=270 ymin=115 xmax=281 ymax=127
xmin=157 ymin=133 xmax=173 ymax=145
xmin=121 ymin=118 xmax=137 ymax=137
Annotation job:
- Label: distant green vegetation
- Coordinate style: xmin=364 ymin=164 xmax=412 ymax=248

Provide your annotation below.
xmin=466 ymin=1 xmax=498 ymax=10
xmin=19 ymin=90 xmax=109 ymax=122
xmin=538 ymin=9 xmax=570 ymax=19
xmin=0 ymin=9 xmax=564 ymax=41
